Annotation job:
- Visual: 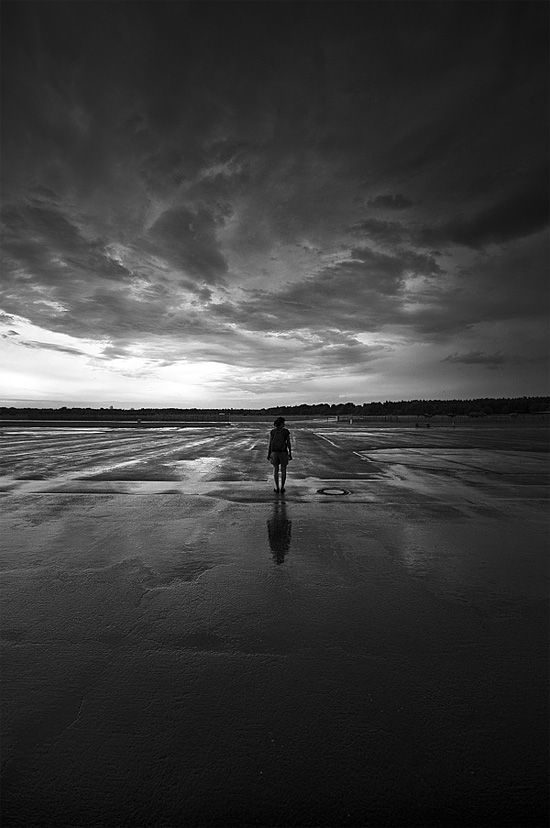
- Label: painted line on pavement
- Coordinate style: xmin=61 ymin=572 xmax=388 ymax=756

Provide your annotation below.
xmin=314 ymin=433 xmax=340 ymax=448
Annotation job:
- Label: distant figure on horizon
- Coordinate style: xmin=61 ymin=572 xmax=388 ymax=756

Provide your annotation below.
xmin=267 ymin=416 xmax=292 ymax=493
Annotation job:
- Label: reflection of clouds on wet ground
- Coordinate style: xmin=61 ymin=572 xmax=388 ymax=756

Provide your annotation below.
xmin=267 ymin=498 xmax=292 ymax=565
xmin=2 ymin=423 xmax=549 ymax=826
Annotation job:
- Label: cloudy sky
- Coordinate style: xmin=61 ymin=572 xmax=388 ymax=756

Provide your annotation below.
xmin=1 ymin=1 xmax=548 ymax=407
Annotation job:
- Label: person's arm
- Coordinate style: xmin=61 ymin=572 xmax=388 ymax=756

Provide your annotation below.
xmin=286 ymin=431 xmax=292 ymax=459
xmin=267 ymin=432 xmax=273 ymax=459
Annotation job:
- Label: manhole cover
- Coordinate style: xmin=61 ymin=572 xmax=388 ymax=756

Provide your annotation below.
xmin=317 ymin=487 xmax=350 ymax=496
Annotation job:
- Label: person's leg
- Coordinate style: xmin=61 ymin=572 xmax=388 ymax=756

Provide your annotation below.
xmin=273 ymin=463 xmax=280 ymax=491
xmin=280 ymin=465 xmax=287 ymax=490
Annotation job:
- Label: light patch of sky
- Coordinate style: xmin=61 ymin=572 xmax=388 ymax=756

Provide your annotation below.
xmin=318 ymin=249 xmax=353 ymax=266
xmin=48 ymin=255 xmax=69 ymax=270
xmin=0 ymin=338 xmax=234 ymax=406
xmin=35 ymin=298 xmax=69 ymax=313
xmin=159 ymin=360 xmax=231 ymax=386
xmin=125 ymin=277 xmax=157 ymax=303
xmin=402 ymin=272 xmax=428 ymax=292
xmin=0 ymin=346 xmax=101 ymax=404
xmin=104 ymin=242 xmax=171 ymax=278
xmin=104 ymin=243 xmax=127 ymax=267
xmin=353 ymin=332 xmax=382 ymax=348
xmin=0 ymin=364 xmax=50 ymax=400
xmin=0 ymin=313 xmax=104 ymax=356
xmin=199 ymin=159 xmax=244 ymax=181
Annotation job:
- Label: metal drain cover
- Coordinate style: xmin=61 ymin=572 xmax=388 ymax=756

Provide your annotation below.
xmin=317 ymin=487 xmax=350 ymax=496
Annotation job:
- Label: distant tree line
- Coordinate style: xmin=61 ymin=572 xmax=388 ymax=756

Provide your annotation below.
xmin=1 ymin=396 xmax=548 ymax=420
xmin=258 ymin=396 xmax=550 ymax=417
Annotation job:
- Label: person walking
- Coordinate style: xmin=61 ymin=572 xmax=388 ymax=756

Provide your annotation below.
xmin=267 ymin=416 xmax=292 ymax=493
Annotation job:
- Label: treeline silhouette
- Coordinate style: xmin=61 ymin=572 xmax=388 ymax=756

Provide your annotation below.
xmin=1 ymin=396 xmax=548 ymax=420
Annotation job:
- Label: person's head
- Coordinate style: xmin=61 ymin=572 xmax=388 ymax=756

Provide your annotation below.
xmin=274 ymin=416 xmax=285 ymax=428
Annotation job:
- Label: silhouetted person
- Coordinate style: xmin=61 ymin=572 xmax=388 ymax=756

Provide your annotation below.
xmin=267 ymin=498 xmax=292 ymax=564
xmin=267 ymin=416 xmax=292 ymax=492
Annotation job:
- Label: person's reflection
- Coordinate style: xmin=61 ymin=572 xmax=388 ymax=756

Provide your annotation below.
xmin=267 ymin=498 xmax=292 ymax=564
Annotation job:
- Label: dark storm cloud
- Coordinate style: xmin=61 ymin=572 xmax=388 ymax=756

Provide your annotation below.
xmin=351 ymin=219 xmax=405 ymax=246
xmin=210 ymin=230 xmax=549 ymax=348
xmin=421 ymin=174 xmax=550 ymax=249
xmin=367 ymin=194 xmax=414 ymax=210
xmin=212 ymin=246 xmax=444 ymax=336
xmin=0 ymin=187 xmax=226 ymax=345
xmin=443 ymin=351 xmax=506 ymax=367
xmin=178 ymin=330 xmax=385 ymax=375
xmin=1 ymin=0 xmax=548 ymax=396
xmin=147 ymin=206 xmax=227 ymax=283
xmin=1 ymin=258 xmax=209 ymax=343
xmin=1 ymin=200 xmax=133 ymax=285
xmin=455 ymin=234 xmax=549 ymax=322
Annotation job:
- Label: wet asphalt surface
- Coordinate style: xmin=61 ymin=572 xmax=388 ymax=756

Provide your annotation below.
xmin=1 ymin=422 xmax=548 ymax=826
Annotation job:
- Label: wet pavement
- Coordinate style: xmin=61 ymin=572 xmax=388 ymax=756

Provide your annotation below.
xmin=1 ymin=422 xmax=548 ymax=826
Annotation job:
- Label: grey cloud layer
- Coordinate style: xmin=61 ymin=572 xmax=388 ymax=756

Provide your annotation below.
xmin=367 ymin=194 xmax=414 ymax=210
xmin=1 ymin=1 xmax=548 ymax=393
xmin=4 ymin=336 xmax=89 ymax=357
xmin=421 ymin=174 xmax=550 ymax=249
xmin=443 ymin=351 xmax=506 ymax=367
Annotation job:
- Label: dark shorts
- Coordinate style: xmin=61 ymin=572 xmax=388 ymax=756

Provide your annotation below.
xmin=270 ymin=451 xmax=289 ymax=467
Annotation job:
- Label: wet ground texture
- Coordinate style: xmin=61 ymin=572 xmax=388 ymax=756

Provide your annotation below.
xmin=1 ymin=422 xmax=548 ymax=826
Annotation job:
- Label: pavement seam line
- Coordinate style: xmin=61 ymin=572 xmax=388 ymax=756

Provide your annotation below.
xmin=313 ymin=433 xmax=340 ymax=448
